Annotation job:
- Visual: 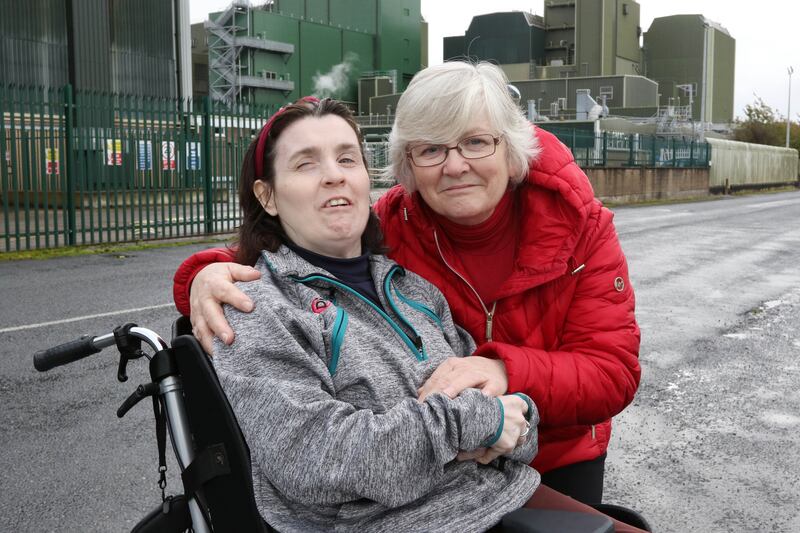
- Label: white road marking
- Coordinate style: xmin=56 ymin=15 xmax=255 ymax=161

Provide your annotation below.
xmin=0 ymin=303 xmax=174 ymax=333
xmin=746 ymin=199 xmax=799 ymax=209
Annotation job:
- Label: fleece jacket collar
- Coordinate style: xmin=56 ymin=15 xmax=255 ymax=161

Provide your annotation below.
xmin=260 ymin=245 xmax=400 ymax=288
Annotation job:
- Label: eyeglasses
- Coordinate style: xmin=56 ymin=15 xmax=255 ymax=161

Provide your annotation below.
xmin=406 ymin=134 xmax=502 ymax=167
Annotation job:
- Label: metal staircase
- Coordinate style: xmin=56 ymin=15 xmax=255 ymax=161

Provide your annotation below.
xmin=205 ymin=1 xmax=295 ymax=105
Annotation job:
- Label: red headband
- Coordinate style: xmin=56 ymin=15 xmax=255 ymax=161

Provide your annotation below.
xmin=254 ymin=96 xmax=321 ymax=179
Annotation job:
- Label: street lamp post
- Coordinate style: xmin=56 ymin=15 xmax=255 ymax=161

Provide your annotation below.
xmin=787 ymin=67 xmax=794 ymax=148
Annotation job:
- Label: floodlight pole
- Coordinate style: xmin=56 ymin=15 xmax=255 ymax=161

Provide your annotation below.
xmin=787 ymin=66 xmax=794 ymax=148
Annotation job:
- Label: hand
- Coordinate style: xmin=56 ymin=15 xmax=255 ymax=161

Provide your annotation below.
xmin=470 ymin=394 xmax=530 ymax=465
xmin=190 ymin=262 xmax=260 ymax=354
xmin=417 ymin=356 xmax=508 ymax=402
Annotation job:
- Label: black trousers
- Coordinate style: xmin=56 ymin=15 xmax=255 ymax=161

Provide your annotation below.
xmin=540 ymin=452 xmax=607 ymax=505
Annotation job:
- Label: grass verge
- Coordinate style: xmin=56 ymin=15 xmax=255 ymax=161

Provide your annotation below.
xmin=0 ymin=236 xmax=233 ymax=262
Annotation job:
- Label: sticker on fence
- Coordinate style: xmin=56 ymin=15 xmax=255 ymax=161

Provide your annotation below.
xmin=137 ymin=141 xmax=153 ymax=170
xmin=186 ymin=142 xmax=201 ymax=171
xmin=45 ymin=148 xmax=59 ymax=175
xmin=161 ymin=141 xmax=176 ymax=171
xmin=106 ymin=139 xmax=122 ymax=166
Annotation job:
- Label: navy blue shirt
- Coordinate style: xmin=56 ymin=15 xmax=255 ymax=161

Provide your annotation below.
xmin=287 ymin=244 xmax=383 ymax=309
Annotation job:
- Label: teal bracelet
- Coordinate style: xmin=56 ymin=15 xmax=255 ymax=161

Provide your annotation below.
xmin=512 ymin=392 xmax=534 ymax=423
xmin=483 ymin=397 xmax=505 ymax=447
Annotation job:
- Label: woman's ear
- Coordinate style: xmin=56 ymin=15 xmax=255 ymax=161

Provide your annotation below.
xmin=507 ymin=156 xmax=525 ymax=186
xmin=253 ymin=181 xmax=278 ymax=216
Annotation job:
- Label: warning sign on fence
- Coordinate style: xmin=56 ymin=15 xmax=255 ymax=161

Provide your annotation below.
xmin=106 ymin=139 xmax=122 ymax=166
xmin=161 ymin=141 xmax=176 ymax=170
xmin=45 ymin=148 xmax=59 ymax=175
xmin=137 ymin=141 xmax=152 ymax=170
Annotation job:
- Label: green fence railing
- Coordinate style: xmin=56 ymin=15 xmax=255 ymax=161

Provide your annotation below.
xmin=0 ymin=84 xmax=283 ymax=252
xmin=1 ymin=85 xmax=711 ymax=252
xmin=545 ymin=128 xmax=711 ymax=169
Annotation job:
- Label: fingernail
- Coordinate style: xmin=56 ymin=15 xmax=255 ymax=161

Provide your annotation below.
xmin=221 ymin=333 xmax=230 ymax=344
xmin=243 ymin=301 xmax=254 ymax=312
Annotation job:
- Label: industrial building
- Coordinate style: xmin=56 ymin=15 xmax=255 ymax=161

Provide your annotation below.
xmin=445 ymin=1 xmax=643 ymax=80
xmin=644 ymin=15 xmax=735 ymax=124
xmin=195 ymin=0 xmax=423 ymax=110
xmin=443 ymin=11 xmax=546 ymax=74
xmin=444 ymin=1 xmax=734 ymax=126
xmin=0 ymin=0 xmax=192 ymax=100
xmin=514 ymin=75 xmax=658 ymax=118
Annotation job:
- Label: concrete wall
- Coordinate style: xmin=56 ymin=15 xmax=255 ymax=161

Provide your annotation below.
xmin=707 ymin=138 xmax=799 ymax=189
xmin=586 ymin=167 xmax=709 ymax=203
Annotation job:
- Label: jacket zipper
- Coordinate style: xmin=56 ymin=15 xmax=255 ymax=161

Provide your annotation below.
xmin=329 ymin=307 xmax=348 ymax=374
xmin=292 ymin=272 xmax=426 ymax=361
xmin=393 ymin=286 xmax=444 ymax=333
xmin=381 ymin=267 xmax=429 ymax=359
xmin=433 ymin=230 xmax=498 ymax=343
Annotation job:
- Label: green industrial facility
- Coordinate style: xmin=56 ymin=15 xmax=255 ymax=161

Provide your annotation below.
xmin=194 ymin=0 xmax=423 ymax=111
xmin=445 ymin=0 xmax=643 ymax=79
xmin=1 ymin=0 xmax=190 ymax=100
xmin=644 ymin=15 xmax=735 ymax=124
xmin=444 ymin=0 xmax=735 ymax=125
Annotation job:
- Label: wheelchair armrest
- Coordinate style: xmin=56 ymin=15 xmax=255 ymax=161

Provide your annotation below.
xmin=499 ymin=508 xmax=613 ymax=533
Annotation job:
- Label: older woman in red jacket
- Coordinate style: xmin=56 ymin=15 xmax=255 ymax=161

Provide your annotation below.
xmin=173 ymin=61 xmax=641 ymax=505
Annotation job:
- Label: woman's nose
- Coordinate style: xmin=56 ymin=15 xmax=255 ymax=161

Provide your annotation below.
xmin=441 ymin=147 xmax=469 ymax=176
xmin=321 ymin=162 xmax=346 ymax=185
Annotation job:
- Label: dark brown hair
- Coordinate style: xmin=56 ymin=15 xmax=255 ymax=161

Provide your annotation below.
xmin=235 ymin=97 xmax=384 ymax=266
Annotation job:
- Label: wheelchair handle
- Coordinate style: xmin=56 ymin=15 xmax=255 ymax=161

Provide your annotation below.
xmin=33 ymin=333 xmax=115 ymax=372
xmin=33 ymin=327 xmax=168 ymax=372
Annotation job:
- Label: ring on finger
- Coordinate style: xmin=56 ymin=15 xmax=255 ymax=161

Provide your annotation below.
xmin=519 ymin=421 xmax=531 ymax=438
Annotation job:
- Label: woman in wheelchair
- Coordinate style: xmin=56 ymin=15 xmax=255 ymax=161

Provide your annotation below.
xmin=212 ymin=96 xmax=646 ymax=533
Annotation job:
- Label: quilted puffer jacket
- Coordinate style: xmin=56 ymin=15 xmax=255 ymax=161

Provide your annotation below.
xmin=172 ymin=127 xmax=641 ymax=473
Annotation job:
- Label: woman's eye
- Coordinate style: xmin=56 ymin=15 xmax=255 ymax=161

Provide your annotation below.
xmin=421 ymin=145 xmax=442 ymax=155
xmin=465 ymin=137 xmax=488 ymax=146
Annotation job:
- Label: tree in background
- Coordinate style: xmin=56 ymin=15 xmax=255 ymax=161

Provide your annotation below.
xmin=733 ymin=96 xmax=800 ymax=152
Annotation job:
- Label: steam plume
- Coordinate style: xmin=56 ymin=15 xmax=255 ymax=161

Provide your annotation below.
xmin=313 ymin=52 xmax=359 ymax=99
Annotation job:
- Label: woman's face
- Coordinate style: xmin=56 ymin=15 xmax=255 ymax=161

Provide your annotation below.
xmin=409 ymin=111 xmax=511 ymax=226
xmin=257 ymin=114 xmax=370 ymax=258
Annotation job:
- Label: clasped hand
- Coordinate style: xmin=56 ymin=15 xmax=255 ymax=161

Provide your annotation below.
xmin=457 ymin=394 xmax=531 ymax=464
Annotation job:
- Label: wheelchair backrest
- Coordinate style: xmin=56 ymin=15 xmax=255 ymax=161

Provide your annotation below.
xmin=171 ymin=330 xmax=270 ymax=532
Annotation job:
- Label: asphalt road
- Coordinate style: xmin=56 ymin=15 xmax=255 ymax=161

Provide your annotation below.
xmin=1 ymin=190 xmax=800 ymax=532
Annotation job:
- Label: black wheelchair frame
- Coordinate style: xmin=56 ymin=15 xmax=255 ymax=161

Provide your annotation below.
xmin=33 ymin=317 xmax=648 ymax=532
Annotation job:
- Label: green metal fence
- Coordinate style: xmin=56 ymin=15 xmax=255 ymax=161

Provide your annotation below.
xmin=1 ymin=85 xmax=712 ymax=252
xmin=1 ymin=84 xmax=280 ymax=252
xmin=546 ymin=128 xmax=711 ymax=169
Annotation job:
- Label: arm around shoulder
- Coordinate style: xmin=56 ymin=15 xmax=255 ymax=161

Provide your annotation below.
xmin=173 ymin=247 xmax=238 ymax=316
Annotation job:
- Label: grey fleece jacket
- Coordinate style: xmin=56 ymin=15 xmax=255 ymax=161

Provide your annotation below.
xmin=212 ymin=246 xmax=540 ymax=533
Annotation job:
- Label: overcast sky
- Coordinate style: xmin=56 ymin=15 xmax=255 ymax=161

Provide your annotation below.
xmin=190 ymin=0 xmax=799 ymax=121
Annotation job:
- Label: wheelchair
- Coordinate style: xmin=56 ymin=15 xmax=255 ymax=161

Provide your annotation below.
xmin=33 ymin=317 xmax=650 ymax=533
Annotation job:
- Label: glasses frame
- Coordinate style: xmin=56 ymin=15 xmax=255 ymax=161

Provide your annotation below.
xmin=406 ymin=134 xmax=502 ymax=167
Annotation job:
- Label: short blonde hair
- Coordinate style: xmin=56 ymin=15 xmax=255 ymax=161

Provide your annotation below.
xmin=387 ymin=61 xmax=540 ymax=191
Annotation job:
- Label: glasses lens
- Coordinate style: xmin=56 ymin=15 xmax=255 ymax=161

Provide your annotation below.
xmin=410 ymin=144 xmax=447 ymax=165
xmin=458 ymin=134 xmax=496 ymax=159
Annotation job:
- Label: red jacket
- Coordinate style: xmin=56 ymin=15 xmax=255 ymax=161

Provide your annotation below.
xmin=173 ymin=127 xmax=641 ymax=473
